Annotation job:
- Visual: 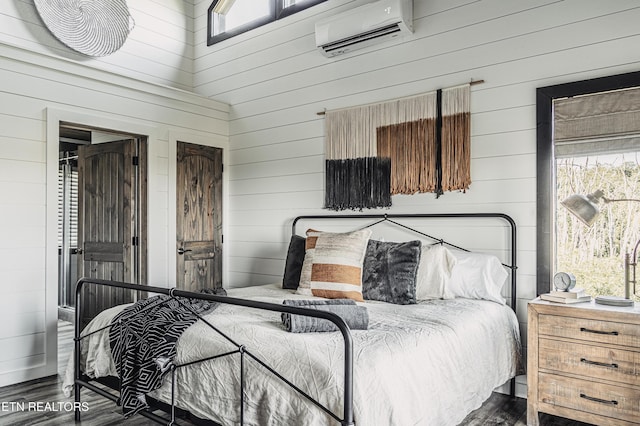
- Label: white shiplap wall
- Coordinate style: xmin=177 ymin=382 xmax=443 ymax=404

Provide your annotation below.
xmin=193 ymin=0 xmax=640 ymax=396
xmin=1 ymin=0 xmax=195 ymax=90
xmin=0 ymin=38 xmax=228 ymax=386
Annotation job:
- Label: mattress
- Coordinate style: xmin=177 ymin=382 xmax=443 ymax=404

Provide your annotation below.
xmin=63 ymin=283 xmax=521 ymax=426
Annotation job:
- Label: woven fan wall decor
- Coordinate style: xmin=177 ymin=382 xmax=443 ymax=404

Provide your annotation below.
xmin=34 ymin=0 xmax=134 ymax=57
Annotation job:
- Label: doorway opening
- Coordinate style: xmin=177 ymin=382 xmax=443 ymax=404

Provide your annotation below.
xmin=57 ymin=123 xmax=148 ymax=325
xmin=57 ymin=126 xmax=86 ymax=322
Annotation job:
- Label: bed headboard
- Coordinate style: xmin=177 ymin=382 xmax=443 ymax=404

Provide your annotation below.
xmin=292 ymin=213 xmax=518 ymax=316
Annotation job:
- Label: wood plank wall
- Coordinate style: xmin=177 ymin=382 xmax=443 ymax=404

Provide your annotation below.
xmin=0 ymin=0 xmax=195 ymax=90
xmin=0 ymin=37 xmax=228 ymax=386
xmin=192 ymin=0 xmax=640 ymax=396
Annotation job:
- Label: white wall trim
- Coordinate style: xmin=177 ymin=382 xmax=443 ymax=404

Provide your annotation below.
xmin=168 ymin=131 xmax=230 ymax=289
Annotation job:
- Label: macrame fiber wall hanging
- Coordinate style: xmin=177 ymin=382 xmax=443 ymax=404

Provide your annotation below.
xmin=324 ymin=84 xmax=471 ymax=211
xmin=441 ymin=85 xmax=471 ymax=192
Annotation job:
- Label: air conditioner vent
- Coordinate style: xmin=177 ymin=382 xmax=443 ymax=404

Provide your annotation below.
xmin=315 ymin=0 xmax=413 ymax=58
xmin=321 ymin=23 xmax=402 ymax=55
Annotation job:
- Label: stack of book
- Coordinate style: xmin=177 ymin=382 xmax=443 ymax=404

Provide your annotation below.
xmin=540 ymin=288 xmax=592 ymax=304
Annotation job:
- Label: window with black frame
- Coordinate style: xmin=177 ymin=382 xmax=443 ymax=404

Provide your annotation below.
xmin=554 ymin=88 xmax=640 ymax=301
xmin=536 ymin=71 xmax=640 ymax=297
xmin=207 ymin=0 xmax=327 ymax=45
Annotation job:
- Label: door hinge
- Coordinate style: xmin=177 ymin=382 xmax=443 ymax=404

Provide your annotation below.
xmin=132 ymin=156 xmax=139 ymax=166
xmin=221 ymin=163 xmax=224 ymax=173
xmin=221 ymin=235 xmax=223 ymax=244
xmin=132 ymin=236 xmax=139 ymax=246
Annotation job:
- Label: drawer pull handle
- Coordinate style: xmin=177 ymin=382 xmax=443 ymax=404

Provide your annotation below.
xmin=580 ymin=393 xmax=618 ymax=406
xmin=580 ymin=358 xmax=618 ymax=369
xmin=580 ymin=327 xmax=619 ymax=336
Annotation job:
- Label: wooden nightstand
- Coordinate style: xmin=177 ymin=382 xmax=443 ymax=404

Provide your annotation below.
xmin=527 ymin=298 xmax=640 ymax=426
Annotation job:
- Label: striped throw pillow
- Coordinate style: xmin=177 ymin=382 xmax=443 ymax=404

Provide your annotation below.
xmin=307 ymin=228 xmax=372 ymax=301
xmin=296 ymin=231 xmax=317 ymax=296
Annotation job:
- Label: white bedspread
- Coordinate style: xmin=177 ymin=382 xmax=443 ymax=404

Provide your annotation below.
xmin=63 ymin=283 xmax=521 ymax=426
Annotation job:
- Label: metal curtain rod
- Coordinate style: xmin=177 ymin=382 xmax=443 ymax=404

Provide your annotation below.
xmin=316 ymin=79 xmax=485 ymax=116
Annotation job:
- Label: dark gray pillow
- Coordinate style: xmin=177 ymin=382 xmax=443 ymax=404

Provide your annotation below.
xmin=282 ymin=235 xmax=305 ymax=289
xmin=362 ymin=239 xmax=421 ymax=305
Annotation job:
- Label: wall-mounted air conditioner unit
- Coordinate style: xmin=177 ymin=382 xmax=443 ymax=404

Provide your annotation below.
xmin=315 ymin=0 xmax=413 ymax=58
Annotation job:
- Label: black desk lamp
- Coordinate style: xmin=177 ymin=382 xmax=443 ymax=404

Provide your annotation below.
xmin=561 ymin=190 xmax=640 ymax=306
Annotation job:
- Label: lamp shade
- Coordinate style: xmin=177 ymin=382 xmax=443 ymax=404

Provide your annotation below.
xmin=560 ymin=193 xmax=600 ymax=227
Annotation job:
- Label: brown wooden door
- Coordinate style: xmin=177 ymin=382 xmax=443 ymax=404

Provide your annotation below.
xmin=176 ymin=142 xmax=223 ymax=291
xmin=77 ymin=139 xmax=137 ymax=326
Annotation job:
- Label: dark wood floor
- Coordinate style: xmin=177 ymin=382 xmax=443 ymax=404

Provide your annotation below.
xmin=0 ymin=321 xmax=594 ymax=426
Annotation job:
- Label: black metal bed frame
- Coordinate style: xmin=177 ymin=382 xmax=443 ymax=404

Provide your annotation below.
xmin=292 ymin=213 xmax=518 ymax=319
xmin=73 ymin=212 xmax=518 ymax=426
xmin=74 ymin=279 xmax=356 ymax=425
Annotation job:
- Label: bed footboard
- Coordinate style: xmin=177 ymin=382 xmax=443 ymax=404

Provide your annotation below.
xmin=73 ymin=277 xmax=355 ymax=426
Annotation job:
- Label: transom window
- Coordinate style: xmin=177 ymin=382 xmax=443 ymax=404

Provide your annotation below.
xmin=208 ymin=0 xmax=327 ymax=46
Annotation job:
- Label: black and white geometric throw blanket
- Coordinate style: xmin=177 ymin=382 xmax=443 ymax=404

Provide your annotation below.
xmin=108 ymin=291 xmax=223 ymax=417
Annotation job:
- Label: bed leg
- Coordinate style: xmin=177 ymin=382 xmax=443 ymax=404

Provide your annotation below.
xmin=75 ymin=278 xmax=84 ymax=422
xmin=240 ymin=346 xmax=245 ymax=426
xmin=74 ymin=383 xmax=81 ymax=422
xmin=170 ymin=365 xmax=177 ymax=425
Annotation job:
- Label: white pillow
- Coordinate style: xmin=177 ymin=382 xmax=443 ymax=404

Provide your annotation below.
xmin=415 ymin=244 xmax=457 ymax=300
xmin=447 ymin=251 xmax=508 ymax=304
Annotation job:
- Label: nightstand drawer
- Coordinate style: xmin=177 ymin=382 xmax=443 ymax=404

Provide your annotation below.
xmin=539 ymin=372 xmax=640 ymax=423
xmin=539 ymin=314 xmax=640 ymax=347
xmin=539 ymin=338 xmax=640 ymax=386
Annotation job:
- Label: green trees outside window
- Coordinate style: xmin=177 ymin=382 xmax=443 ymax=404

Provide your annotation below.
xmin=556 ymin=153 xmax=640 ymax=300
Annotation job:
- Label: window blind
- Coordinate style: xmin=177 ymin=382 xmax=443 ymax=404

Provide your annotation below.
xmin=554 ymin=86 xmax=640 ymax=158
xmin=57 ymin=166 xmax=78 ymax=248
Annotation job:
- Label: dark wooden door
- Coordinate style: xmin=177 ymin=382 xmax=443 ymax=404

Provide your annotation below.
xmin=176 ymin=142 xmax=223 ymax=291
xmin=77 ymin=139 xmax=137 ymax=326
